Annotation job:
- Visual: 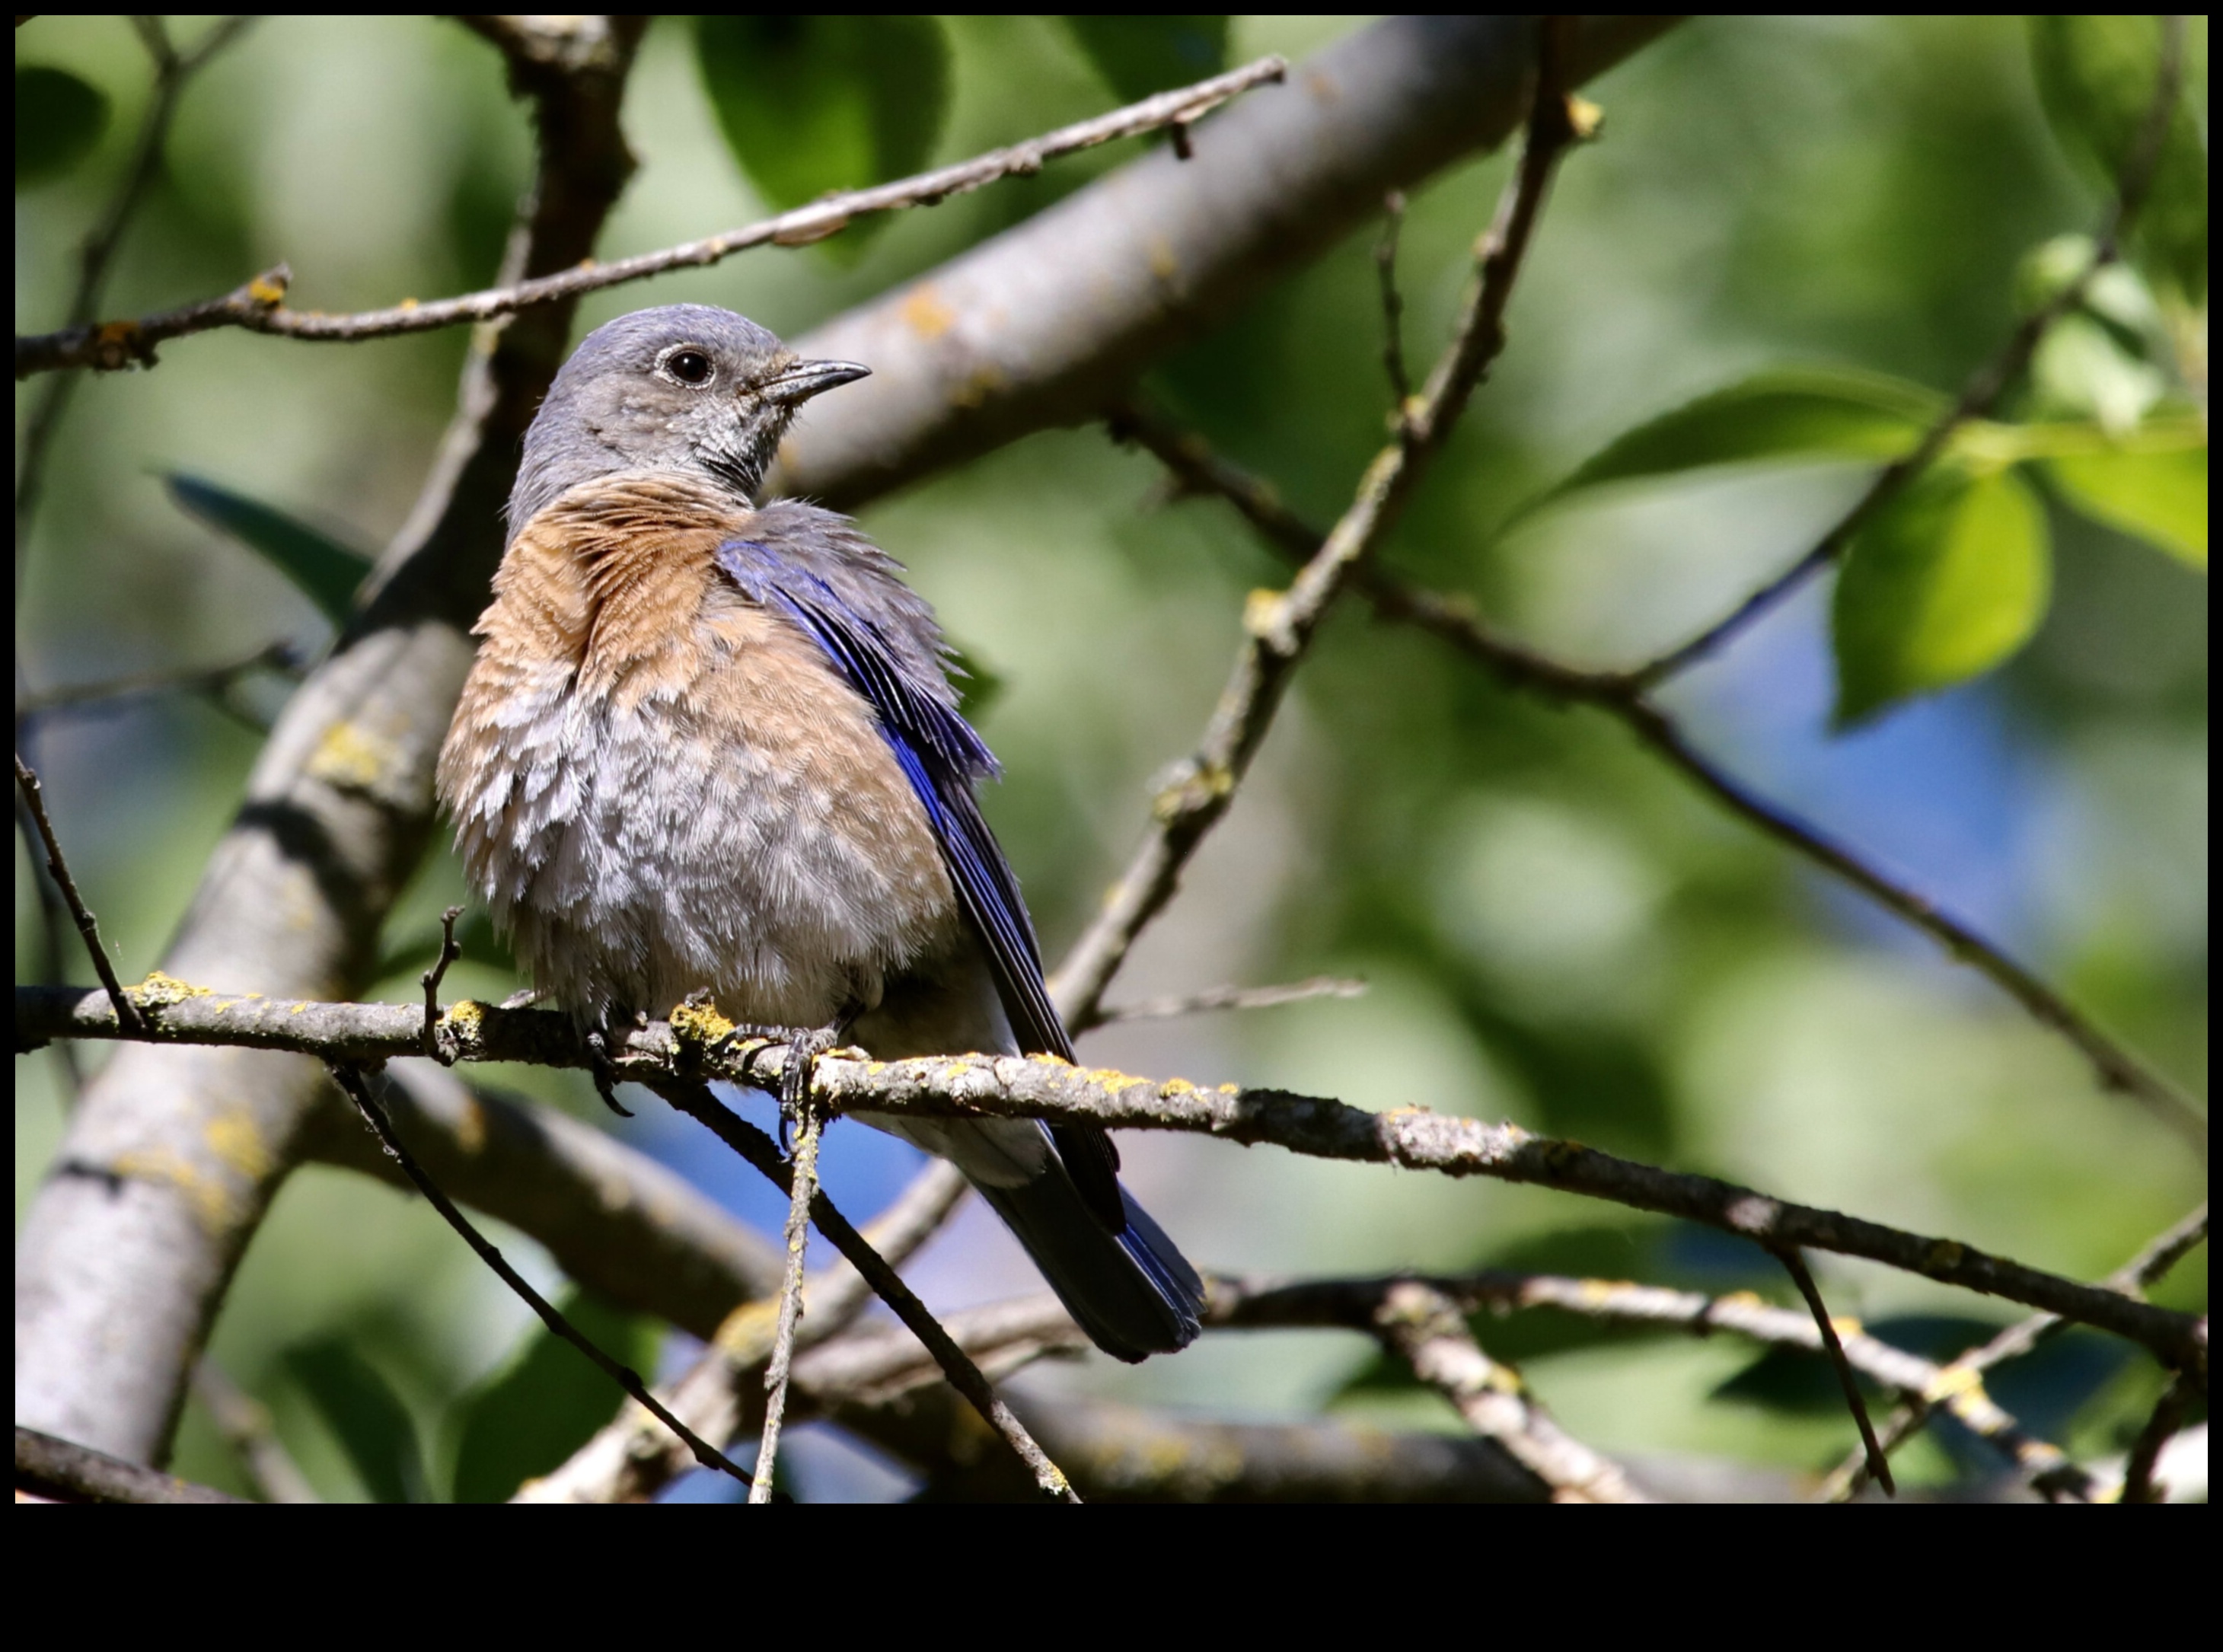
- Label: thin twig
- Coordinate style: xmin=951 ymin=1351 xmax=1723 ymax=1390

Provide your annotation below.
xmin=1373 ymin=1279 xmax=1648 ymax=1501
xmin=2119 ymin=1370 xmax=2196 ymax=1504
xmin=14 ymin=16 xmax=253 ymax=566
xmin=1773 ymin=1245 xmax=1894 ymax=1497
xmin=1076 ymin=974 xmax=1367 ymax=1032
xmin=20 ymin=984 xmax=2202 ymax=1373
xmin=14 ymin=753 xmax=141 ymax=1032
xmin=15 ymin=640 xmax=301 ymax=719
xmin=325 ymin=1061 xmax=754 ymax=1488
xmin=14 ymin=56 xmax=1288 ymax=378
xmin=418 ymin=904 xmax=464 ymax=1058
xmin=520 ymin=1159 xmax=969 ymax=1504
xmin=1052 ymin=26 xmax=1586 ymax=1029
xmin=649 ymin=1079 xmax=1081 ymax=1502
xmin=1212 ymin=1265 xmax=2092 ymax=1497
xmin=1107 ymin=400 xmax=2206 ymax=1151
xmin=1612 ymin=13 xmax=2187 ymax=690
xmin=192 ymin=1360 xmax=320 ymax=1504
xmin=15 ymin=1424 xmax=244 ymax=1505
xmin=1374 ymin=190 xmax=1411 ymax=410
xmin=751 ymin=1099 xmax=821 ymax=1504
xmin=1820 ymin=1201 xmax=2207 ymax=1502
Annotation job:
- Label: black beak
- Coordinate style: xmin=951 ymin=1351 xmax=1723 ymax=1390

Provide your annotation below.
xmin=764 ymin=358 xmax=871 ymax=405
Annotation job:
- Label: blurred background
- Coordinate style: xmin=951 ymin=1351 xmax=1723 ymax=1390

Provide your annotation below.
xmin=16 ymin=15 xmax=2206 ymax=1500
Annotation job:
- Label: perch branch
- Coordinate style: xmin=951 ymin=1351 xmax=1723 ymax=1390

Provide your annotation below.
xmin=18 ymin=983 xmax=2204 ymax=1373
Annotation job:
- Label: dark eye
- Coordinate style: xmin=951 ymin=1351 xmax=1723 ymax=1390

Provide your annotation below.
xmin=665 ymin=349 xmax=714 ymax=387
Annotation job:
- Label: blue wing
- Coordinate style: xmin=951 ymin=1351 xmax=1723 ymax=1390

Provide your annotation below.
xmin=713 ymin=538 xmax=1079 ymax=1067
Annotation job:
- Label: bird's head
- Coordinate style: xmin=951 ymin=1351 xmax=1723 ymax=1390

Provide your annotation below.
xmin=510 ymin=303 xmax=867 ymax=530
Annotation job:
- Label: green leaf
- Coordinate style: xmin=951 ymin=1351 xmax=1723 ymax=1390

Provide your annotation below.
xmin=1062 ymin=17 xmax=1229 ymax=103
xmin=2029 ymin=16 xmax=2208 ymax=301
xmin=284 ymin=1336 xmax=429 ymax=1504
xmin=1832 ymin=465 xmax=2052 ymax=728
xmin=2047 ymin=443 xmax=2209 ymax=569
xmin=16 ymin=65 xmax=110 ymax=186
xmin=693 ymin=17 xmax=950 ymax=260
xmin=2028 ymin=314 xmax=2171 ymax=433
xmin=167 ymin=474 xmax=373 ymax=625
xmin=1523 ymin=368 xmax=1946 ymax=521
xmin=449 ymin=1290 xmax=662 ymax=1504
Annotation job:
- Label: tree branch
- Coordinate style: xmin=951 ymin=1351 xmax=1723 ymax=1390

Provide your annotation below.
xmin=294 ymin=1057 xmax=786 ymax=1338
xmin=1818 ymin=1201 xmax=2207 ymax=1502
xmin=1051 ymin=21 xmax=1590 ymax=1026
xmin=14 ymin=1425 xmax=244 ymax=1505
xmin=519 ymin=1161 xmax=968 ymax=1504
xmin=768 ymin=17 xmax=1675 ymax=510
xmin=1076 ymin=974 xmax=1367 ymax=1032
xmin=1213 ymin=1264 xmax=2094 ymax=1499
xmin=18 ymin=982 xmax=2205 ymax=1373
xmin=649 ymin=1079 xmax=1081 ymax=1502
xmin=14 ymin=754 xmax=141 ymax=1033
xmin=11 ymin=17 xmax=650 ymax=1465
xmin=1370 ymin=1278 xmax=1647 ymax=1502
xmin=1107 ymin=400 xmax=2206 ymax=1150
xmin=327 ymin=1061 xmax=754 ymax=1488
xmin=12 ymin=57 xmax=1288 ymax=377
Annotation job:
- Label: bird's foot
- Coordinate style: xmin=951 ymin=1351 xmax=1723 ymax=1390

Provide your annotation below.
xmin=776 ymin=1019 xmax=850 ymax=1154
xmin=585 ymin=1021 xmax=636 ymax=1118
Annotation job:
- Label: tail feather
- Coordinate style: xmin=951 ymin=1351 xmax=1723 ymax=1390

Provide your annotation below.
xmin=974 ymin=1152 xmax=1203 ymax=1363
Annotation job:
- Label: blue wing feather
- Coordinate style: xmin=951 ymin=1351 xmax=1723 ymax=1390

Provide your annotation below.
xmin=717 ymin=532 xmax=1188 ymax=1306
xmin=715 ymin=540 xmax=1073 ymax=1067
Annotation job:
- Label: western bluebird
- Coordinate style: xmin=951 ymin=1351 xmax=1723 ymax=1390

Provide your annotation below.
xmin=437 ymin=304 xmax=1202 ymax=1360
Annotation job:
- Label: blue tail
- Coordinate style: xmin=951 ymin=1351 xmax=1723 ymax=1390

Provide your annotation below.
xmin=974 ymin=1147 xmax=1204 ymax=1363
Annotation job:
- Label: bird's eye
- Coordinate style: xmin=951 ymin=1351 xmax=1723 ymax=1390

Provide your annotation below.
xmin=665 ymin=349 xmax=715 ymax=387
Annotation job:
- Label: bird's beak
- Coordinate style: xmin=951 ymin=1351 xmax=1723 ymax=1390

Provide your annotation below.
xmin=763 ymin=358 xmax=871 ymax=405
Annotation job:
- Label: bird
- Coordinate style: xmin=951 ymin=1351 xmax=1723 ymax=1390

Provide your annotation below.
xmin=436 ymin=303 xmax=1203 ymax=1361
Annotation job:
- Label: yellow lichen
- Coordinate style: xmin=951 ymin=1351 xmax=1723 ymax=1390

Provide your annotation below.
xmin=205 ymin=1111 xmax=275 ymax=1184
xmin=134 ymin=971 xmax=211 ymax=1009
xmin=307 ymin=719 xmax=399 ymax=792
xmin=1924 ymin=1239 xmax=1966 ymax=1274
xmin=111 ymin=1147 xmax=235 ymax=1233
xmin=668 ymin=998 xmax=736 ymax=1045
xmin=900 ymin=284 xmax=955 ymax=340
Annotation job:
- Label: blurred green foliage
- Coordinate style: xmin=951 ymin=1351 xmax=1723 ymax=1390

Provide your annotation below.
xmin=1061 ymin=17 xmax=1229 ymax=102
xmin=15 ymin=16 xmax=2208 ymax=1501
xmin=14 ymin=63 xmax=110 ymax=184
xmin=694 ymin=16 xmax=949 ymax=260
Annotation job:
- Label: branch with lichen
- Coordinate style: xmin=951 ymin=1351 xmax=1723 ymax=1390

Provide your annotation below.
xmin=13 ymin=57 xmax=1287 ymax=378
xmin=16 ymin=977 xmax=2204 ymax=1376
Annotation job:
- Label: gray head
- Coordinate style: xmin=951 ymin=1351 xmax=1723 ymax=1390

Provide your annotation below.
xmin=508 ymin=304 xmax=866 ymax=531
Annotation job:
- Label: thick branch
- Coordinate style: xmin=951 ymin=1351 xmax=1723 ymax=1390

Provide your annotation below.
xmin=11 ymin=16 xmax=649 ymax=1465
xmin=768 ymin=17 xmax=1673 ymax=509
xmin=18 ymin=982 xmax=2204 ymax=1373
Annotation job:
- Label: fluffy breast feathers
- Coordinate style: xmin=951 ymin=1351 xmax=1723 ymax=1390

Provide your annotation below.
xmin=435 ymin=472 xmax=958 ymax=1028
